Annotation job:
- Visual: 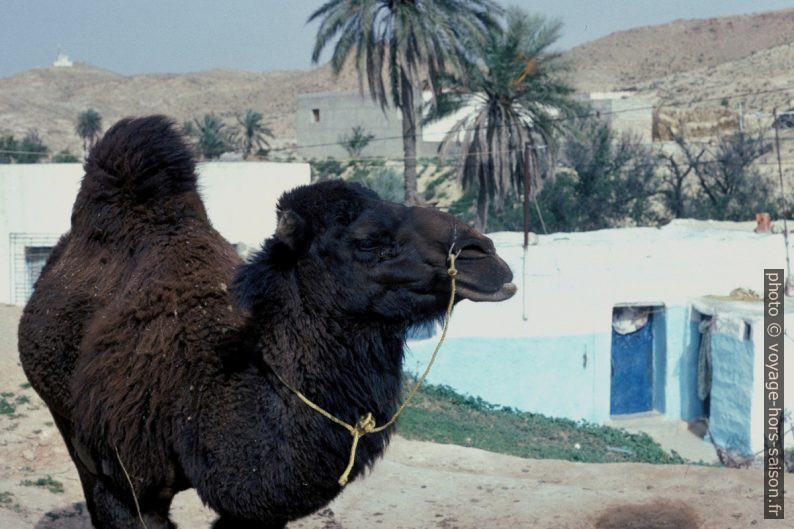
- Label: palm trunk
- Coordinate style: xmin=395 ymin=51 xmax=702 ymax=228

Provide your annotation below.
xmin=399 ymin=67 xmax=420 ymax=205
xmin=476 ymin=178 xmax=489 ymax=233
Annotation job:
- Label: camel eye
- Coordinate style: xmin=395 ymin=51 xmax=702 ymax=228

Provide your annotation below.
xmin=355 ymin=239 xmax=379 ymax=252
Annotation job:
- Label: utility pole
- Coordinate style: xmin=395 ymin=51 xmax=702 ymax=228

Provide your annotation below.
xmin=522 ymin=143 xmax=531 ymax=320
xmin=773 ymin=108 xmax=794 ymax=295
xmin=738 ymin=101 xmax=744 ymax=132
xmin=523 ymin=143 xmax=531 ymax=248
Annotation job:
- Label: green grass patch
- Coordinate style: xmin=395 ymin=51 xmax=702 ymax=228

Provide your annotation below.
xmin=0 ymin=490 xmax=22 ymax=513
xmin=19 ymin=383 xmax=32 ymax=390
xmin=397 ymin=381 xmax=687 ymax=465
xmin=15 ymin=395 xmax=30 ymax=405
xmin=20 ymin=476 xmax=64 ymax=494
xmin=0 ymin=398 xmax=15 ymax=416
xmin=0 ymin=491 xmax=14 ymax=504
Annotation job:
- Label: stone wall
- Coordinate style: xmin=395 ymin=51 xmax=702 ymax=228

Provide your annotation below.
xmin=296 ymin=91 xmax=439 ymax=159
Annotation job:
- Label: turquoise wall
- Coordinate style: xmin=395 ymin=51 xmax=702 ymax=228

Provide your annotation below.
xmin=406 ymin=334 xmax=609 ymax=422
xmin=406 ymin=304 xmax=704 ymax=424
xmin=663 ymin=306 xmax=705 ymax=422
xmin=708 ymin=331 xmax=755 ymax=456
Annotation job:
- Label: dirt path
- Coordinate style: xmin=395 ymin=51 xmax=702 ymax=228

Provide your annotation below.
xmin=0 ymin=305 xmax=787 ymax=528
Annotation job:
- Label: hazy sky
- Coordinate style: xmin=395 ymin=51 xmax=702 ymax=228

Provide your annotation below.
xmin=2 ymin=0 xmax=793 ymax=78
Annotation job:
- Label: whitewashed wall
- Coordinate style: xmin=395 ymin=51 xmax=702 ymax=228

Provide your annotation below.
xmin=0 ymin=162 xmax=310 ymax=305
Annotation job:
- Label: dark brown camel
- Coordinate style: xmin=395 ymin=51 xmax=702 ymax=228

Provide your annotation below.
xmin=18 ymin=115 xmax=516 ymax=528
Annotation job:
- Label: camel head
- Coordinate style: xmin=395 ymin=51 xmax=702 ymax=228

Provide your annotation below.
xmin=245 ymin=179 xmax=515 ymax=325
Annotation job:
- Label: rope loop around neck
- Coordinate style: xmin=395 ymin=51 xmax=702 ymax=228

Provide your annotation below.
xmin=273 ymin=248 xmax=459 ymax=486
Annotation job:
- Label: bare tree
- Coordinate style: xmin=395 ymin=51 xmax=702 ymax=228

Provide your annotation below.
xmin=671 ymin=129 xmax=775 ymax=220
xmin=658 ymin=147 xmax=702 ymax=218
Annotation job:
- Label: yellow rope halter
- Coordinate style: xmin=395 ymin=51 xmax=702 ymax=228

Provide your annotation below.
xmin=274 ymin=249 xmax=459 ymax=486
xmin=116 ymin=252 xmax=460 ymax=528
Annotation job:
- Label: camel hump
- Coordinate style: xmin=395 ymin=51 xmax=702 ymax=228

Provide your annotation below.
xmin=84 ymin=115 xmax=197 ymax=204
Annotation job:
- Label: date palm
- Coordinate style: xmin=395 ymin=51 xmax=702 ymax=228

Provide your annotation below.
xmin=427 ymin=8 xmax=580 ymax=230
xmin=194 ymin=114 xmax=234 ymax=160
xmin=76 ymin=109 xmax=102 ymax=157
xmin=339 ymin=125 xmax=375 ymax=158
xmin=308 ymin=0 xmax=501 ymax=204
xmin=237 ymin=109 xmax=273 ymax=158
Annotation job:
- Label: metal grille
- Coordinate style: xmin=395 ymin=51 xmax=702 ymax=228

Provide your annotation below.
xmin=9 ymin=233 xmax=61 ymax=305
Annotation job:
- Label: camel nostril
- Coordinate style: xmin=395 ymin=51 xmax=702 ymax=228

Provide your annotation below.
xmin=455 ymin=240 xmax=491 ymax=260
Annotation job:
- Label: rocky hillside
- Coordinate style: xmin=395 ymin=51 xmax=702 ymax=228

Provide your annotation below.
xmin=2 ymin=8 xmax=794 ymax=156
xmin=0 ymin=62 xmax=359 ymax=156
xmin=567 ymin=8 xmax=794 ymax=93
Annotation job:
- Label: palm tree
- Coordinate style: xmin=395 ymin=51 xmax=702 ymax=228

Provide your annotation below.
xmin=194 ymin=114 xmax=234 ymax=160
xmin=182 ymin=120 xmax=197 ymax=138
xmin=338 ymin=125 xmax=375 ymax=158
xmin=76 ymin=109 xmax=102 ymax=157
xmin=237 ymin=110 xmax=273 ymax=158
xmin=308 ymin=0 xmax=501 ymax=204
xmin=427 ymin=8 xmax=580 ymax=230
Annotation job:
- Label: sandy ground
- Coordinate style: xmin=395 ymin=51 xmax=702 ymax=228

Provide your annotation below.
xmin=0 ymin=304 xmax=789 ymax=529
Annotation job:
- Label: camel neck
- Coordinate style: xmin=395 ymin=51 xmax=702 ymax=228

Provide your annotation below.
xmin=229 ymin=248 xmax=407 ymax=424
xmin=236 ymin=283 xmax=406 ymax=426
xmin=254 ymin=302 xmax=404 ymax=386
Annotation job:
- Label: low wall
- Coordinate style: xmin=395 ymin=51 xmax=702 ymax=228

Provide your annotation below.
xmin=407 ymin=303 xmax=701 ymax=424
xmin=0 ymin=162 xmax=310 ymax=305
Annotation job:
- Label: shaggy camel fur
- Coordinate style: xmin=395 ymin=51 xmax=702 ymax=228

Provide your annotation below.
xmin=18 ymin=115 xmax=515 ymax=528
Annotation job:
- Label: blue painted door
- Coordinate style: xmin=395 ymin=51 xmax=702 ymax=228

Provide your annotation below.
xmin=610 ymin=316 xmax=653 ymax=414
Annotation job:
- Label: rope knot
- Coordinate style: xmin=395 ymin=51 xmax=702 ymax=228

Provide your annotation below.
xmin=338 ymin=412 xmax=378 ymax=486
xmin=352 ymin=412 xmax=377 ymax=436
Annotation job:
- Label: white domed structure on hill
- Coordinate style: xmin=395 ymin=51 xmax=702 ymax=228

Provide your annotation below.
xmin=53 ymin=51 xmax=73 ymax=68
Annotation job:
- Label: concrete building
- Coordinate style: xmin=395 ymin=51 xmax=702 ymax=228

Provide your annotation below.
xmin=296 ymin=90 xmax=655 ymax=162
xmin=0 ymin=162 xmax=310 ymax=306
xmin=407 ymin=221 xmax=793 ymax=457
xmin=296 ymin=91 xmax=439 ymax=159
xmin=587 ymin=91 xmax=654 ymax=143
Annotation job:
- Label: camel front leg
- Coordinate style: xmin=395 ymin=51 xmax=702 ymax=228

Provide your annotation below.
xmin=90 ymin=478 xmax=177 ymax=529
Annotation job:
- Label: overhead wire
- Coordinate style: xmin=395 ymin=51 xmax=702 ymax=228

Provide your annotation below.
xmin=2 ymin=84 xmax=793 ymax=161
xmin=273 ymin=83 xmax=794 ymax=154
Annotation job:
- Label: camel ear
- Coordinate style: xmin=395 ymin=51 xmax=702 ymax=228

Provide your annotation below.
xmin=275 ymin=210 xmax=309 ymax=252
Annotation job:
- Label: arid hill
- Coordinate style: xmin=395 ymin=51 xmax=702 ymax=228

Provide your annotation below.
xmin=567 ymin=8 xmax=794 ymax=93
xmin=2 ymin=8 xmax=794 ymax=155
xmin=0 ymin=62 xmax=359 ymax=156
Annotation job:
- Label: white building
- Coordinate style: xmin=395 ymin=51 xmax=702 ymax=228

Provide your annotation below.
xmin=407 ymin=221 xmax=794 ymax=457
xmin=52 ymin=52 xmax=73 ymax=68
xmin=0 ymin=162 xmax=310 ymax=306
xmin=586 ymin=91 xmax=654 ymax=142
xmin=3 ymin=161 xmax=790 ymax=458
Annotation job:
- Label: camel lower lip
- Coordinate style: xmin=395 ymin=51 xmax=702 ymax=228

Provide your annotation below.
xmin=457 ymin=282 xmax=517 ymax=302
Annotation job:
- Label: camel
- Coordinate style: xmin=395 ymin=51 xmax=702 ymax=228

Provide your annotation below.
xmin=18 ymin=115 xmax=516 ymax=528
